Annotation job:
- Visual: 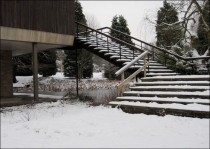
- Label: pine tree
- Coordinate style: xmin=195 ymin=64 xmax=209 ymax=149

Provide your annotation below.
xmin=63 ymin=0 xmax=93 ymax=79
xmin=14 ymin=49 xmax=57 ymax=77
xmin=110 ymin=15 xmax=133 ymax=44
xmin=155 ymin=1 xmax=185 ymax=73
xmin=156 ymin=0 xmax=182 ymax=49
xmin=13 ymin=54 xmax=33 ymax=76
xmin=197 ymin=0 xmax=210 ymax=56
xmin=38 ymin=50 xmax=57 ymax=77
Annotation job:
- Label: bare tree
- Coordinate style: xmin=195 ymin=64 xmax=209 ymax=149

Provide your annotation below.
xmin=146 ymin=0 xmax=209 ymax=55
xmin=86 ymin=14 xmax=100 ymax=29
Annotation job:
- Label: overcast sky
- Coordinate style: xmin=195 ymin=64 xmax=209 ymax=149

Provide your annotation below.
xmin=80 ymin=1 xmax=164 ymax=43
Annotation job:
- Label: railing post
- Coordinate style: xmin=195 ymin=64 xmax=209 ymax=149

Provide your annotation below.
xmin=86 ymin=27 xmax=88 ymax=39
xmin=152 ymin=48 xmax=154 ymax=61
xmin=121 ymin=72 xmax=124 ymax=81
xmin=133 ymin=48 xmax=135 ymax=60
xmin=96 ymin=32 xmax=98 ymax=47
xmin=120 ymin=45 xmax=122 ymax=59
xmin=144 ymin=56 xmax=147 ymax=77
xmin=107 ymin=37 xmax=109 ymax=53
xmin=76 ymin=23 xmax=79 ymax=37
xmin=191 ymin=60 xmax=194 ymax=74
xmin=147 ymin=54 xmax=150 ymax=73
xmin=164 ymin=52 xmax=166 ymax=66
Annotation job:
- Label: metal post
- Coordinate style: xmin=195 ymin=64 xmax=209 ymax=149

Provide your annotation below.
xmin=147 ymin=54 xmax=150 ymax=73
xmin=96 ymin=32 xmax=98 ymax=47
xmin=107 ymin=37 xmax=109 ymax=53
xmin=76 ymin=23 xmax=79 ymax=37
xmin=164 ymin=52 xmax=166 ymax=66
xmin=133 ymin=48 xmax=135 ymax=60
xmin=144 ymin=57 xmax=147 ymax=78
xmin=120 ymin=45 xmax=122 ymax=59
xmin=86 ymin=27 xmax=88 ymax=39
xmin=76 ymin=49 xmax=79 ymax=96
xmin=32 ymin=43 xmax=38 ymax=101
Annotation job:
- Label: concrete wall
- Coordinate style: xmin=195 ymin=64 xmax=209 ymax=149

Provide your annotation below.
xmin=0 ymin=50 xmax=13 ymax=97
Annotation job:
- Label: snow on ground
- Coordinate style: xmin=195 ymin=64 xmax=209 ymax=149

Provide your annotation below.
xmin=13 ymin=75 xmax=42 ymax=87
xmin=13 ymin=76 xmax=33 ymax=87
xmin=92 ymin=72 xmax=104 ymax=79
xmin=1 ymin=101 xmax=209 ymax=148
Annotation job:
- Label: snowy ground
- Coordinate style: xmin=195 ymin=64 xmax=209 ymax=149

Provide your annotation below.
xmin=7 ymin=72 xmax=209 ymax=148
xmin=1 ymin=101 xmax=209 ymax=148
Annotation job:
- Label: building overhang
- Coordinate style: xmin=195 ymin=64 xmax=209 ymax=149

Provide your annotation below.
xmin=0 ymin=26 xmax=75 ymax=56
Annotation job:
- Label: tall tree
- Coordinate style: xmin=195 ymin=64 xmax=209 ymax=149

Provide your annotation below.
xmin=156 ymin=0 xmax=183 ymax=49
xmin=197 ymin=0 xmax=210 ymax=55
xmin=110 ymin=15 xmax=133 ymax=44
xmin=64 ymin=0 xmax=93 ymax=79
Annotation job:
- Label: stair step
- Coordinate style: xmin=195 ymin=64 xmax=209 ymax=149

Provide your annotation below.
xmin=129 ymin=65 xmax=167 ymax=69
xmin=135 ymin=81 xmax=210 ymax=86
xmin=116 ymin=96 xmax=210 ymax=105
xmin=142 ymin=75 xmax=210 ymax=82
xmin=109 ymin=101 xmax=210 ymax=118
xmin=130 ymin=86 xmax=209 ymax=92
xmin=123 ymin=91 xmax=210 ymax=99
xmin=146 ymin=73 xmax=178 ymax=76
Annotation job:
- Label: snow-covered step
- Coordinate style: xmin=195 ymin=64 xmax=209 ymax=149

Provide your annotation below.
xmin=146 ymin=72 xmax=178 ymax=77
xmin=129 ymin=65 xmax=168 ymax=69
xmin=146 ymin=69 xmax=174 ymax=72
xmin=116 ymin=96 xmax=210 ymax=105
xmin=142 ymin=75 xmax=210 ymax=82
xmin=135 ymin=81 xmax=210 ymax=86
xmin=130 ymin=86 xmax=209 ymax=92
xmin=123 ymin=91 xmax=210 ymax=99
xmin=109 ymin=101 xmax=210 ymax=118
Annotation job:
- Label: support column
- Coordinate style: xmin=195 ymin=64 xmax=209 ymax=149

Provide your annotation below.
xmin=32 ymin=43 xmax=38 ymax=101
xmin=0 ymin=50 xmax=13 ymax=97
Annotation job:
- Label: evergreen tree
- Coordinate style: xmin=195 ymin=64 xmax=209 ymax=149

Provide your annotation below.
xmin=13 ymin=54 xmax=33 ymax=76
xmin=156 ymin=0 xmax=182 ymax=49
xmin=38 ymin=50 xmax=57 ymax=77
xmin=64 ymin=0 xmax=93 ymax=79
xmin=110 ymin=15 xmax=133 ymax=44
xmin=197 ymin=0 xmax=210 ymax=56
xmin=14 ymin=49 xmax=57 ymax=77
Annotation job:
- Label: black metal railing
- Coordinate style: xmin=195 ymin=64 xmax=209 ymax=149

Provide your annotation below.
xmin=75 ymin=22 xmax=210 ymax=74
xmin=96 ymin=26 xmax=210 ymax=74
xmin=75 ymin=22 xmax=151 ymax=61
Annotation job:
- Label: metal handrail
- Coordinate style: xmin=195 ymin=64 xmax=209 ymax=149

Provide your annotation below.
xmin=97 ymin=26 xmax=210 ymax=61
xmin=75 ymin=22 xmax=150 ymax=55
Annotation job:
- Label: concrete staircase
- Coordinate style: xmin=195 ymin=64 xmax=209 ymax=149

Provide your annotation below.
xmin=75 ymin=23 xmax=210 ymax=118
xmin=109 ymin=75 xmax=210 ymax=118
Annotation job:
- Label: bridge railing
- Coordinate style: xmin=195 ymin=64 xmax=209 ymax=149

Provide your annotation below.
xmin=97 ymin=26 xmax=210 ymax=74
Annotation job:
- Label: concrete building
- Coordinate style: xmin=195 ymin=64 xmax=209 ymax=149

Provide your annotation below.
xmin=0 ymin=0 xmax=75 ymax=100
